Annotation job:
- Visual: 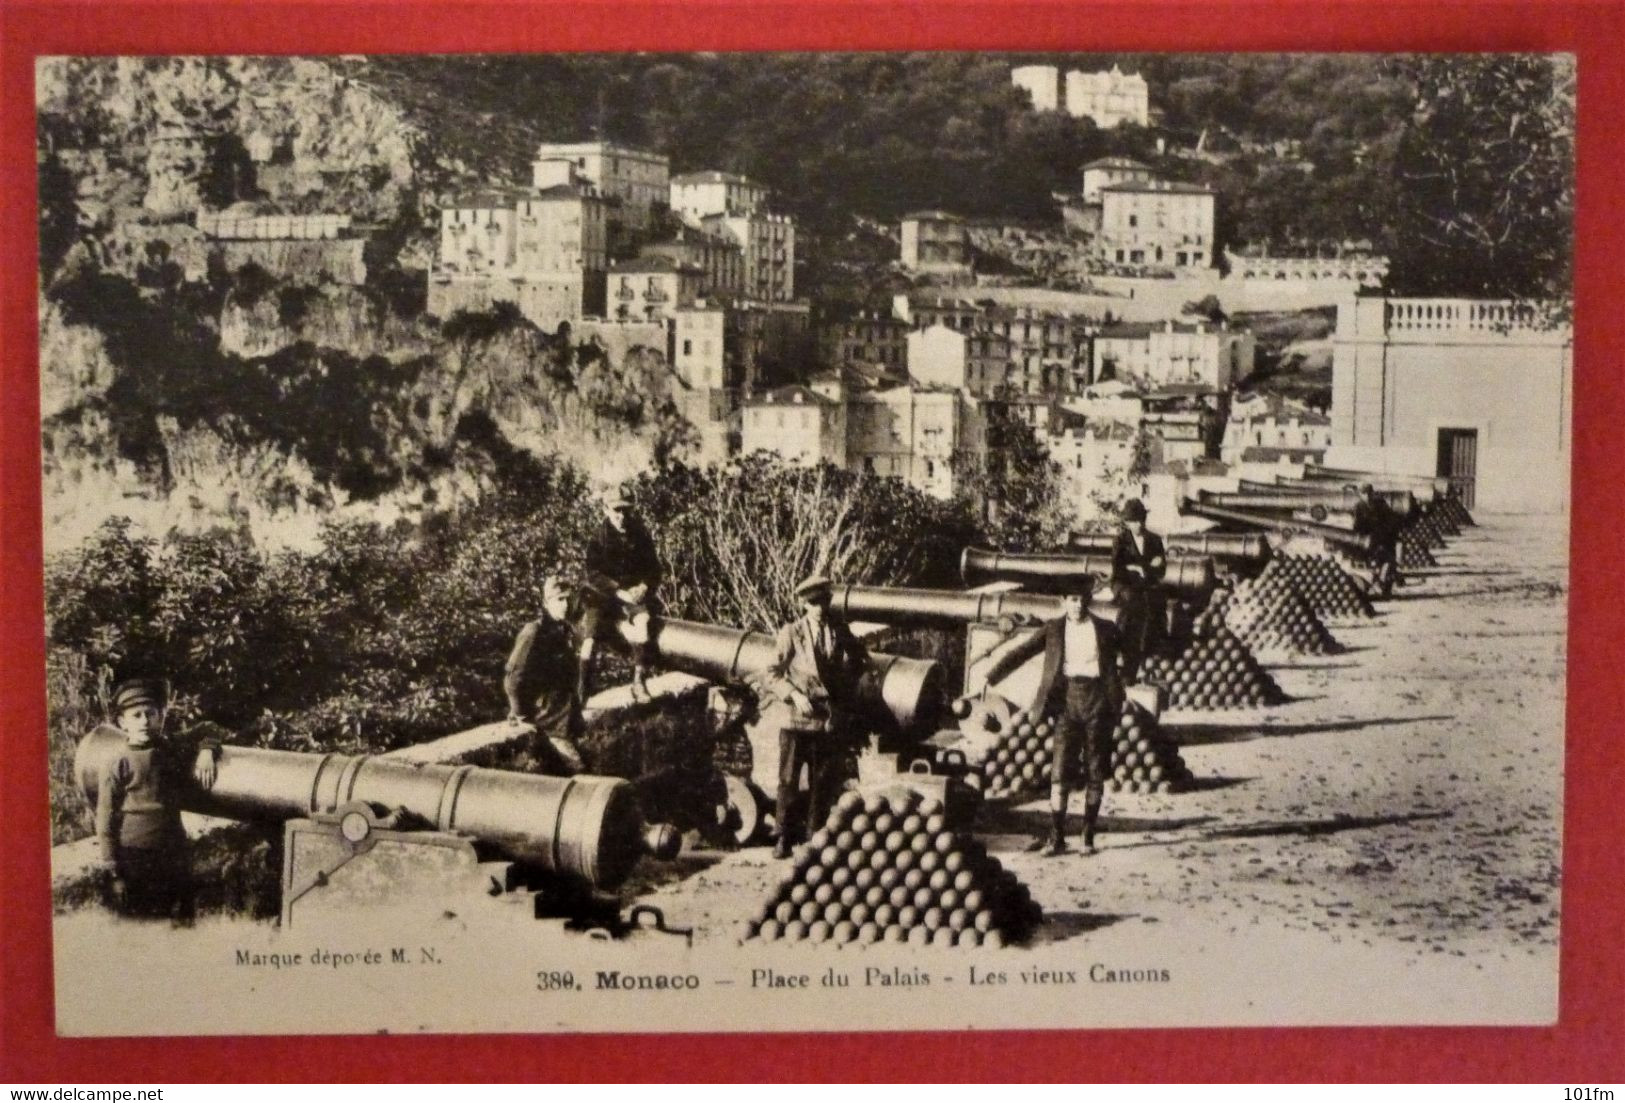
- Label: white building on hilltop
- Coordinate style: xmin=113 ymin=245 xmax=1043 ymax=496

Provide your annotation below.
xmin=1066 ymin=66 xmax=1149 ymax=128
xmin=670 ymin=170 xmax=771 ymax=222
xmin=1098 ymin=179 xmax=1215 ymax=270
xmin=532 ymin=140 xmax=670 ymax=230
xmin=1011 ymin=64 xmax=1061 ymax=112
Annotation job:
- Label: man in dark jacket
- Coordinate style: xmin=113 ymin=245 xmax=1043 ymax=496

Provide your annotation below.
xmin=1110 ymin=498 xmax=1166 ymax=684
xmin=504 ymin=575 xmax=587 ymax=775
xmin=1351 ymin=483 xmax=1401 ymax=596
xmin=579 ymin=492 xmax=663 ymax=701
xmin=1025 ymin=576 xmax=1125 ymax=857
xmin=765 ymin=575 xmax=870 ymax=858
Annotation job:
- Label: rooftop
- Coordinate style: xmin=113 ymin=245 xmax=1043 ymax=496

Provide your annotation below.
xmin=534 ymin=140 xmax=669 ymax=162
xmin=748 ymin=384 xmax=837 ymax=408
xmin=901 ymin=210 xmax=965 ymax=223
xmin=1101 ymin=180 xmax=1215 ymax=197
xmin=1082 ymin=157 xmax=1151 ymax=171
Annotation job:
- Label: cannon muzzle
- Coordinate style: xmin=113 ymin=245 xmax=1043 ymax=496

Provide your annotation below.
xmin=74 ymin=729 xmax=675 ymax=891
xmin=632 ymin=617 xmax=945 ymax=733
xmin=1177 ymin=498 xmax=1373 ymax=554
xmin=960 ymin=547 xmax=1216 ymax=599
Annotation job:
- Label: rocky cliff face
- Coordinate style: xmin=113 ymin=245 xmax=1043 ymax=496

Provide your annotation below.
xmin=38 ymin=56 xmax=691 ymax=553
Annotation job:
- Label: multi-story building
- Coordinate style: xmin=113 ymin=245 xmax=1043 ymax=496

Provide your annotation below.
xmin=1081 ymin=156 xmax=1154 ymax=204
xmin=1038 ymin=418 xmax=1138 ymax=521
xmin=907 ymin=324 xmax=1014 ymax=397
xmin=1221 ymin=394 xmax=1333 ymax=466
xmin=1092 ymin=320 xmax=1254 ymax=391
xmin=670 ymin=298 xmax=813 ymax=398
xmin=1097 ymin=179 xmax=1216 ymax=270
xmin=640 ymin=226 xmax=744 ymax=298
xmin=899 ymin=211 xmax=973 ymax=276
xmin=669 ymin=170 xmax=771 ymax=222
xmin=1065 ymin=66 xmax=1150 ymax=128
xmin=740 ymin=385 xmax=847 ymax=468
xmin=1011 ymin=64 xmax=1061 ymax=112
xmin=845 ymin=385 xmax=988 ymax=501
xmin=892 ymin=293 xmax=986 ymax=333
xmin=428 ymin=182 xmax=609 ymax=331
xmin=607 ymin=256 xmax=702 ymax=323
xmin=820 ymin=311 xmax=910 ymax=371
xmin=702 ymin=211 xmax=796 ymax=302
xmin=532 ymin=140 xmax=670 ymax=230
xmin=983 ymin=305 xmax=1093 ymax=395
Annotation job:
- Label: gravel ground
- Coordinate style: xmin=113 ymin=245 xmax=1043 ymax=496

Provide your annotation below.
xmin=632 ymin=514 xmax=1566 ymax=967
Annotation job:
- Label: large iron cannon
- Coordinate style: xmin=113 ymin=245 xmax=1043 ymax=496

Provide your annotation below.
xmin=628 ymin=616 xmax=946 ymax=733
xmin=831 ymin=583 xmax=1068 ymax=629
xmin=1178 ymin=498 xmax=1373 ymax=555
xmin=960 ymin=546 xmax=1217 ymax=599
xmin=74 ymin=729 xmax=679 ymax=891
xmin=1068 ymin=529 xmax=1272 ymax=569
xmin=1240 ymin=479 xmax=1417 ymax=513
xmin=1297 ymin=465 xmax=1451 ymax=500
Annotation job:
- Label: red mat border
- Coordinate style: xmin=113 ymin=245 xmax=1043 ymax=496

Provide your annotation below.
xmin=2 ymin=0 xmax=1621 ymax=1083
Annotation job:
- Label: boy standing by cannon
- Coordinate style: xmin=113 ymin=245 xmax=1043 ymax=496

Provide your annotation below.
xmin=91 ymin=678 xmax=221 ymax=920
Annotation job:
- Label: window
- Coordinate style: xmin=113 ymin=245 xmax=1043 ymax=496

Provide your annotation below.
xmin=1128 ymin=214 xmax=1138 ymax=227
xmin=683 ymin=339 xmax=693 ymax=356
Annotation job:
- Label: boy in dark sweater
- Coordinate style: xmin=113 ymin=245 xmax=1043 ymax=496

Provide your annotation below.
xmin=93 ymin=678 xmax=220 ymax=920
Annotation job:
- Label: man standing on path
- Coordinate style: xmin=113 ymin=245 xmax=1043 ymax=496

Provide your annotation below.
xmin=765 ymin=575 xmax=870 ymax=859
xmin=1352 ymin=483 xmax=1402 ymax=596
xmin=1110 ymin=497 xmax=1166 ymax=684
xmin=1025 ymin=576 xmax=1124 ymax=857
xmin=579 ymin=491 xmax=664 ymax=701
xmin=504 ymin=575 xmax=587 ymax=775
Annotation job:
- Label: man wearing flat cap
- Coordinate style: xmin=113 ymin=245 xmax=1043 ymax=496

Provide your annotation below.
xmin=579 ymin=490 xmax=664 ymax=702
xmin=1352 ymin=483 xmax=1401 ymax=596
xmin=1025 ymin=576 xmax=1124 ymax=857
xmin=90 ymin=677 xmax=221 ymax=920
xmin=1110 ymin=497 xmax=1166 ymax=685
xmin=764 ymin=575 xmax=870 ymax=858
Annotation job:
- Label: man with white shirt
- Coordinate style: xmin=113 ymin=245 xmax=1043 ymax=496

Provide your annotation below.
xmin=1025 ymin=575 xmax=1125 ymax=857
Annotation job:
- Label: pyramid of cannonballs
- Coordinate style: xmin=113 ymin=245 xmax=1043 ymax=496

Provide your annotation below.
xmin=1402 ymin=510 xmax=1449 ymax=549
xmin=744 ymin=789 xmax=1042 ymax=948
xmin=1223 ymin=573 xmax=1341 ymax=657
xmin=1191 ymin=587 xmax=1233 ymax=638
xmin=1438 ymin=496 xmax=1474 ymax=527
xmin=1260 ymin=555 xmax=1375 ymax=619
xmin=1399 ymin=532 xmax=1438 ymax=569
xmin=975 ymin=701 xmax=1192 ymax=798
xmin=1142 ymin=625 xmax=1285 ymax=711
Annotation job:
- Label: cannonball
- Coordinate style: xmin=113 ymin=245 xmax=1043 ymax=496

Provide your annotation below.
xmin=846 ymin=850 xmax=869 ymax=871
xmin=823 ymin=902 xmax=844 ymax=925
xmin=758 ymin=918 xmax=782 ymax=942
xmin=858 ymin=921 xmax=882 ymax=945
xmin=882 ymin=924 xmax=906 ymax=944
xmin=853 ymin=867 xmax=876 ymax=891
xmin=938 ymin=889 xmax=960 ymax=911
xmin=928 ymin=869 xmax=951 ymax=893
xmin=962 ymin=889 xmax=985 ymax=913
xmin=869 ymin=848 xmax=893 ymax=871
xmin=859 ymin=831 xmax=881 ymax=854
xmin=956 ymin=928 xmax=983 ymax=948
xmin=918 ymin=797 xmax=944 ymax=818
xmin=808 ymin=920 xmax=832 ymax=944
xmin=864 ymin=885 xmax=886 ymax=909
xmin=873 ymin=904 xmax=896 ymax=927
xmin=829 ymin=866 xmax=852 ymax=889
xmin=839 ymin=885 xmax=861 ymax=908
xmin=913 ymin=886 xmax=935 ymax=911
xmin=818 ymin=847 xmax=841 ymax=869
xmin=790 ymin=884 xmax=811 ymax=906
xmin=848 ymin=902 xmax=871 ymax=926
xmin=984 ymin=928 xmax=1006 ymax=949
xmin=850 ymin=813 xmax=873 ymax=835
xmin=888 ymin=791 xmax=918 ymax=816
xmin=898 ymin=905 xmax=920 ymax=929
xmin=889 ymin=885 xmax=911 ymax=910
xmin=799 ymin=901 xmax=821 ymax=925
xmin=943 ymin=851 xmax=965 ymax=875
xmin=809 ymin=829 xmax=832 ymax=852
xmin=903 ymin=868 xmax=926 ymax=891
xmin=775 ymin=901 xmax=796 ymax=925
xmin=832 ymin=920 xmax=857 ymax=945
xmin=863 ymin=794 xmax=889 ymax=817
xmin=910 ymin=833 xmax=932 ymax=855
xmin=834 ymin=830 xmax=857 ymax=852
xmin=785 ymin=920 xmax=809 ymax=942
xmin=930 ymin=927 xmax=956 ymax=948
xmin=814 ymin=883 xmax=835 ymax=906
xmin=907 ymin=926 xmax=932 ymax=947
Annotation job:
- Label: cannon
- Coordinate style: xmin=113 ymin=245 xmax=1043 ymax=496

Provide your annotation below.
xmin=1178 ymin=497 xmax=1373 ymax=555
xmin=1196 ymin=488 xmax=1416 ymax=516
xmin=831 ymin=583 xmax=1067 ymax=630
xmin=960 ymin=546 xmax=1217 ymax=599
xmin=74 ymin=729 xmax=680 ymax=892
xmin=1241 ymin=479 xmax=1418 ymax=513
xmin=629 ymin=616 xmax=946 ymax=733
xmin=1068 ymin=529 xmax=1272 ymax=569
xmin=1297 ymin=465 xmax=1452 ymax=500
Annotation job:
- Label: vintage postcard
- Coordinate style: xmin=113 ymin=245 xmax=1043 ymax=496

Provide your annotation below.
xmin=37 ymin=49 xmax=1570 ymax=1037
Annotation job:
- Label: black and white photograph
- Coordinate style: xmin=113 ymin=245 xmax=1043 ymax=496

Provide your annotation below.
xmin=37 ymin=50 xmax=1572 ymax=1036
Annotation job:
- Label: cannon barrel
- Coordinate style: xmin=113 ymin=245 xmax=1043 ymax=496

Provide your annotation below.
xmin=1178 ymin=498 xmax=1373 ymax=553
xmin=636 ymin=617 xmax=945 ymax=732
xmin=960 ymin=547 xmax=1216 ymax=598
xmin=1068 ymin=529 xmax=1272 ymax=567
xmin=1299 ymin=465 xmax=1450 ymax=499
xmin=1197 ymin=488 xmax=1416 ymax=515
xmin=74 ymin=729 xmax=680 ymax=891
xmin=832 ymin=583 xmax=1066 ymax=628
xmin=1241 ymin=479 xmax=1417 ymax=512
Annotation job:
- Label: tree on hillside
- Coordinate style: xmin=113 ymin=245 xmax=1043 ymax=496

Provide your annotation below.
xmin=1378 ymin=54 xmax=1574 ymax=305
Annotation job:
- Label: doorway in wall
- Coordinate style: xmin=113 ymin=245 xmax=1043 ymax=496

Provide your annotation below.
xmin=1436 ymin=427 xmax=1478 ymax=509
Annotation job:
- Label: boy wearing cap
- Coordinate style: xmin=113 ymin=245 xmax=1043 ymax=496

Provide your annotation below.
xmin=765 ymin=575 xmax=869 ymax=858
xmin=579 ymin=492 xmax=664 ymax=701
xmin=1026 ymin=577 xmax=1124 ymax=856
xmin=1110 ymin=497 xmax=1166 ymax=685
xmin=92 ymin=678 xmax=221 ymax=920
xmin=503 ymin=575 xmax=588 ymax=775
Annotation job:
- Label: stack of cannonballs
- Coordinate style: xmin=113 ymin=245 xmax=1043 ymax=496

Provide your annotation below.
xmin=1191 ymin=587 xmax=1233 ymax=638
xmin=1222 ymin=573 xmax=1341 ymax=657
xmin=1258 ymin=555 xmax=1375 ymax=619
xmin=975 ymin=702 xmax=1192 ymax=798
xmin=1403 ymin=510 xmax=1449 ymax=549
xmin=1437 ymin=496 xmax=1475 ymax=527
xmin=1107 ymin=702 xmax=1193 ymax=795
xmin=743 ymin=788 xmax=1042 ymax=948
xmin=1141 ymin=626 xmax=1285 ymax=711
